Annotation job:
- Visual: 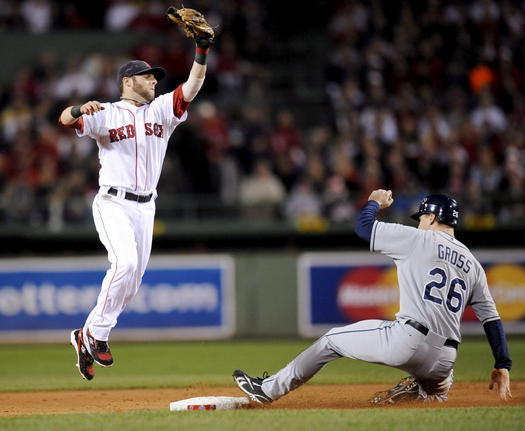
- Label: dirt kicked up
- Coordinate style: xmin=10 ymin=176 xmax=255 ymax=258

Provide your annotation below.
xmin=1 ymin=382 xmax=523 ymax=416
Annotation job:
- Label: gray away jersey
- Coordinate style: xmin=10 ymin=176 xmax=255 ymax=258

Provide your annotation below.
xmin=371 ymin=221 xmax=500 ymax=341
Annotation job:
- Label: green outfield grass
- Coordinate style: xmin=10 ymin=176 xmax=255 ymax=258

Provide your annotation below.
xmin=1 ymin=337 xmax=523 ymax=430
xmin=0 ymin=337 xmax=523 ymax=392
xmin=1 ymin=407 xmax=524 ymax=431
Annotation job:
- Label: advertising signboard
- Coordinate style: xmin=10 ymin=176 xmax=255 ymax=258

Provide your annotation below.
xmin=0 ymin=255 xmax=235 ymax=342
xmin=298 ymin=251 xmax=525 ymax=337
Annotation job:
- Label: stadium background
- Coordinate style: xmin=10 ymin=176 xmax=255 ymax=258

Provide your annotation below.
xmin=0 ymin=0 xmax=523 ymax=335
xmin=0 ymin=1 xmax=524 ymax=427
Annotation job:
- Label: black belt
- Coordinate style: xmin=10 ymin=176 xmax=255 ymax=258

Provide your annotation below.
xmin=405 ymin=320 xmax=459 ymax=350
xmin=108 ymin=187 xmax=152 ymax=203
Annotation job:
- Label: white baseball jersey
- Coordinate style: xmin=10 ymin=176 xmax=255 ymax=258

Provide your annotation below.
xmin=71 ymin=85 xmax=189 ymax=194
xmin=371 ymin=221 xmax=500 ymax=342
xmin=59 ymin=85 xmax=191 ymax=343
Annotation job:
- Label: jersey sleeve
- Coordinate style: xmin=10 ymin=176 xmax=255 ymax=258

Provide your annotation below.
xmin=58 ymin=116 xmax=84 ymax=132
xmin=151 ymin=85 xmax=190 ymax=125
xmin=371 ymin=221 xmax=422 ymax=260
xmin=75 ymin=112 xmax=97 ymax=138
xmin=58 ymin=105 xmax=107 ymax=139
xmin=468 ymin=264 xmax=500 ymax=324
xmin=173 ymin=84 xmax=190 ymax=119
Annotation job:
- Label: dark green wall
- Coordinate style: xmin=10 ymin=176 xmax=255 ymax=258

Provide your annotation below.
xmin=1 ymin=32 xmax=146 ymax=85
xmin=235 ymin=252 xmax=298 ymax=337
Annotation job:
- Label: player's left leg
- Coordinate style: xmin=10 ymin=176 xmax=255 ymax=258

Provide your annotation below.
xmin=120 ymin=201 xmax=155 ymax=311
xmin=257 ymin=332 xmax=343 ymax=401
xmin=257 ymin=319 xmax=420 ymax=401
xmin=233 ymin=333 xmax=343 ymax=403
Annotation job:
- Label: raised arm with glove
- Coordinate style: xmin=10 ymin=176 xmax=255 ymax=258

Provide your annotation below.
xmin=166 ymin=6 xmax=215 ymax=102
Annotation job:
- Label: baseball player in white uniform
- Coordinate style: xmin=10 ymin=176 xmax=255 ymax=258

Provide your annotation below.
xmin=233 ymin=190 xmax=512 ymax=404
xmin=59 ymin=35 xmax=212 ymax=380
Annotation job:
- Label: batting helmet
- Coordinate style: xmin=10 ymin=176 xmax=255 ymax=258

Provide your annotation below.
xmin=410 ymin=194 xmax=459 ymax=227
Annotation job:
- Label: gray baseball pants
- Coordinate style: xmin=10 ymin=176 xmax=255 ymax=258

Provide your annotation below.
xmin=261 ymin=319 xmax=456 ymax=401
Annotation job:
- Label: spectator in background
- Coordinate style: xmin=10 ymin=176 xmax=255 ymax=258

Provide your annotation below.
xmin=53 ymin=57 xmax=97 ymax=100
xmin=128 ymin=1 xmax=166 ymax=32
xmin=104 ymin=0 xmax=140 ymax=32
xmin=284 ymin=179 xmax=322 ymax=222
xmin=322 ymin=175 xmax=354 ymax=222
xmin=470 ymin=146 xmax=503 ymax=195
xmin=239 ymin=158 xmax=285 ymax=219
xmin=0 ymin=0 xmax=523 ymax=229
xmin=1 ymin=170 xmax=34 ymax=223
xmin=270 ymin=110 xmax=303 ymax=169
xmin=499 ymin=146 xmax=525 ymax=223
xmin=21 ymin=0 xmax=52 ymax=33
xmin=359 ymin=103 xmax=398 ymax=145
xmin=1 ymin=95 xmax=32 ymax=142
xmin=304 ymin=154 xmax=325 ymax=195
xmin=470 ymin=90 xmax=507 ymax=135
xmin=418 ymin=104 xmax=451 ymax=143
xmin=215 ymin=35 xmax=243 ymax=102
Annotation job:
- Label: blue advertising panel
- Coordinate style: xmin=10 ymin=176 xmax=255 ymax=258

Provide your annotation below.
xmin=298 ymin=251 xmax=525 ymax=338
xmin=0 ymin=255 xmax=235 ymax=342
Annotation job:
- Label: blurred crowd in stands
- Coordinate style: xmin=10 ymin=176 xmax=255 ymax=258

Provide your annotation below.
xmin=0 ymin=0 xmax=524 ymax=230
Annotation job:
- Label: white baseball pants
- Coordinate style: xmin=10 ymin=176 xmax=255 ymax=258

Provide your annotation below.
xmin=83 ymin=190 xmax=155 ymax=342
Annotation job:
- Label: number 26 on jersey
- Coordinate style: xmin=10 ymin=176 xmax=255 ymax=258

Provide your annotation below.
xmin=424 ymin=267 xmax=467 ymax=313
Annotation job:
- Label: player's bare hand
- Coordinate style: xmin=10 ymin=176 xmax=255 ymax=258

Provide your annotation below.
xmin=368 ymin=189 xmax=394 ymax=209
xmin=81 ymin=101 xmax=105 ymax=115
xmin=489 ymin=368 xmax=512 ymax=400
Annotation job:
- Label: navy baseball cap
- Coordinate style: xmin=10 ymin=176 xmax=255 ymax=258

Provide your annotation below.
xmin=117 ymin=60 xmax=166 ymax=84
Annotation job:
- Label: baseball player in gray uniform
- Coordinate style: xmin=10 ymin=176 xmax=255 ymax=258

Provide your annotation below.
xmin=233 ymin=189 xmax=512 ymax=404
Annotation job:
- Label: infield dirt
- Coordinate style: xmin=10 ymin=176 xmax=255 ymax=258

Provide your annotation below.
xmin=1 ymin=382 xmax=523 ymax=416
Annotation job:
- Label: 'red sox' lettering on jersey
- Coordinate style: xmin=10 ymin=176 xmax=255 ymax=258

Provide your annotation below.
xmin=109 ymin=123 xmax=163 ymax=142
xmin=144 ymin=123 xmax=164 ymax=137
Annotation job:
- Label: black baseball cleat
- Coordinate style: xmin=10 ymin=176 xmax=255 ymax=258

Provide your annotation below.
xmin=232 ymin=369 xmax=273 ymax=404
xmin=70 ymin=329 xmax=95 ymax=381
xmin=369 ymin=376 xmax=421 ymax=405
xmin=84 ymin=329 xmax=114 ymax=367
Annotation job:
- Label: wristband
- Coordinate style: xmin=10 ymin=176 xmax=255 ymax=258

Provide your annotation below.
xmin=195 ymin=47 xmax=209 ymax=65
xmin=70 ymin=105 xmax=82 ymax=118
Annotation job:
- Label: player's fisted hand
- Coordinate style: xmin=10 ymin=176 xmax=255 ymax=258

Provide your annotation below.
xmin=368 ymin=189 xmax=394 ymax=209
xmin=489 ymin=368 xmax=512 ymax=400
xmin=81 ymin=101 xmax=105 ymax=115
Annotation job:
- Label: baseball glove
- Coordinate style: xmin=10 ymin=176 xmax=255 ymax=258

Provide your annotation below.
xmin=166 ymin=7 xmax=215 ymax=41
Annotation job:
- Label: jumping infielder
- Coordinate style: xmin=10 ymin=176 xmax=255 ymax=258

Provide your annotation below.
xmin=233 ymin=190 xmax=512 ymax=404
xmin=59 ymin=36 xmax=212 ymax=380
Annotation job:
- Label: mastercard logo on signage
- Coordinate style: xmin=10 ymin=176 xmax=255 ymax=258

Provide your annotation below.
xmin=482 ymin=263 xmax=525 ymax=321
xmin=336 ymin=266 xmax=399 ymax=322
xmin=336 ymin=264 xmax=525 ymax=323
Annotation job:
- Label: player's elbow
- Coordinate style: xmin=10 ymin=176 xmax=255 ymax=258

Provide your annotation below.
xmin=115 ymin=254 xmax=138 ymax=276
xmin=355 ymin=215 xmax=373 ymax=242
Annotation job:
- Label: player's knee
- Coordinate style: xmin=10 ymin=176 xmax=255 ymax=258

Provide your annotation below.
xmin=117 ymin=255 xmax=138 ymax=275
xmin=324 ymin=327 xmax=341 ymax=337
